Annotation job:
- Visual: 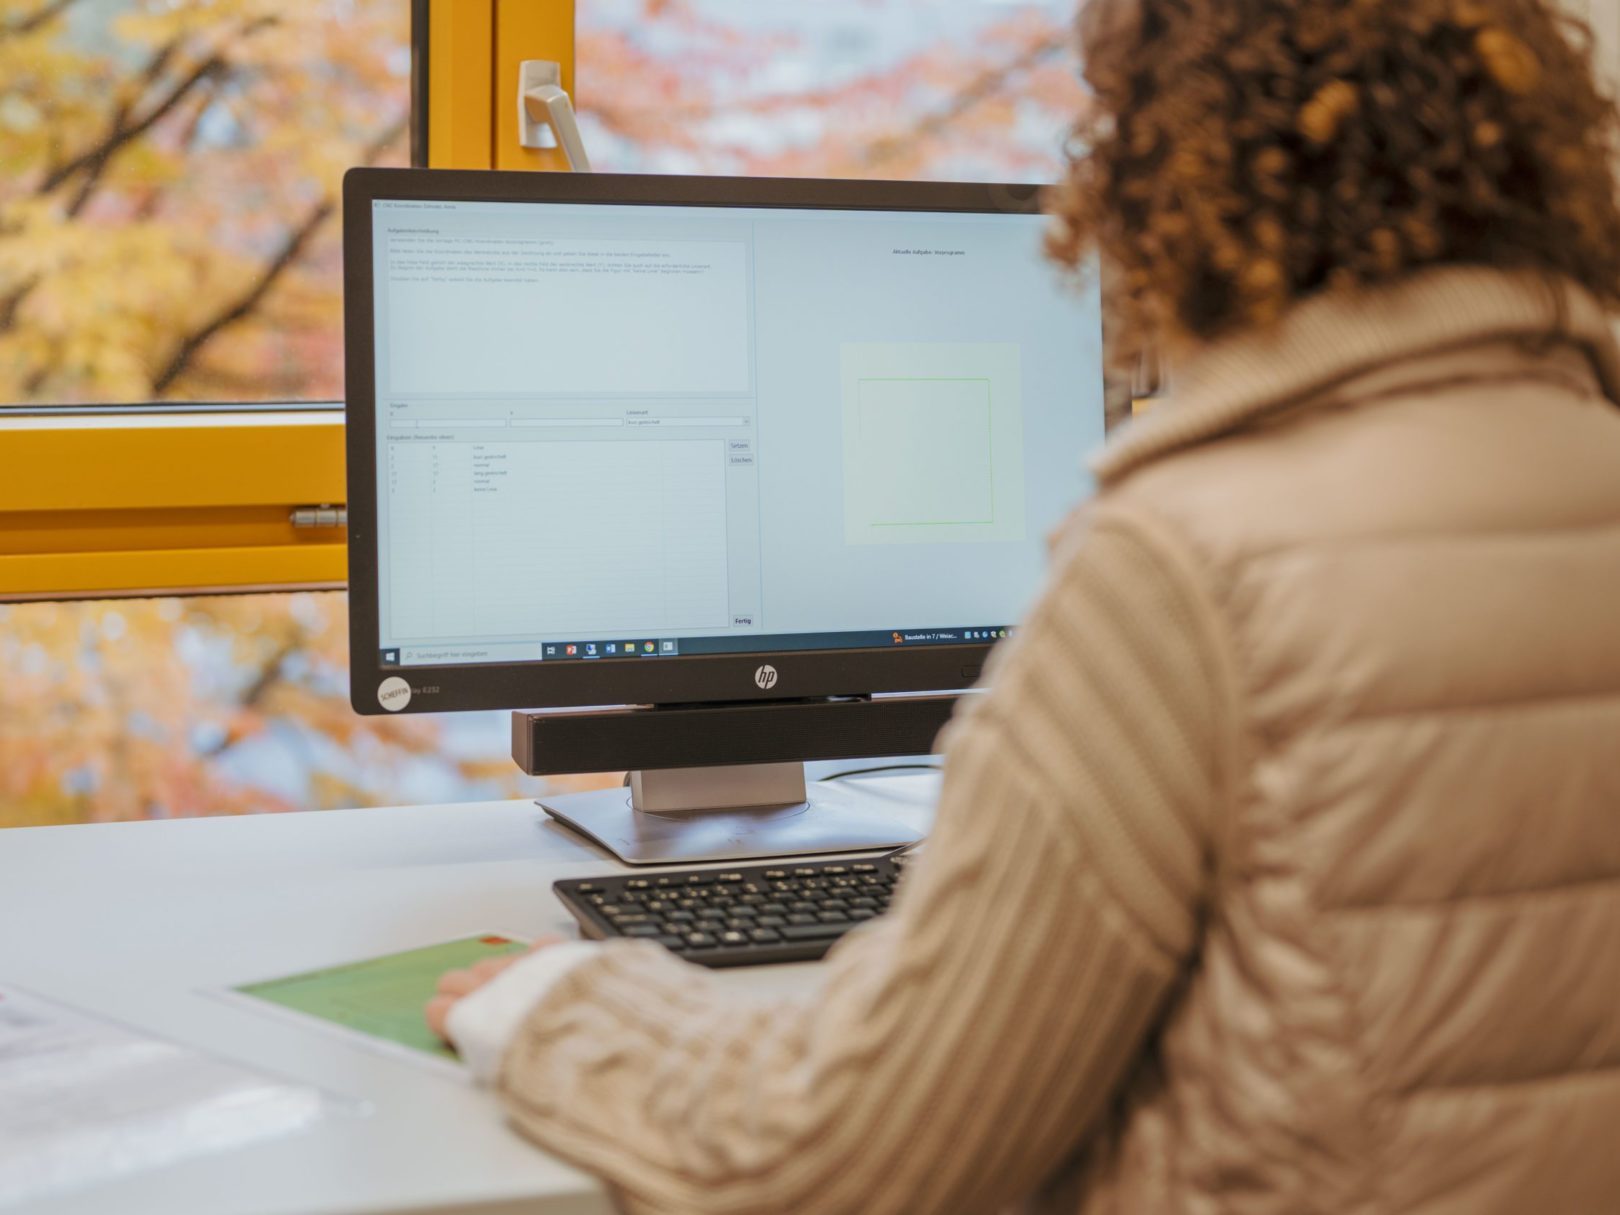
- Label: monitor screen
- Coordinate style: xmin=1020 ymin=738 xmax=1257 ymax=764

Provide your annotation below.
xmin=363 ymin=188 xmax=1104 ymax=678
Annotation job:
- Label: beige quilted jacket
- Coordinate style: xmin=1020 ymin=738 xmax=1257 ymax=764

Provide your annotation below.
xmin=1061 ymin=265 xmax=1620 ymax=1214
xmin=494 ymin=266 xmax=1620 ymax=1215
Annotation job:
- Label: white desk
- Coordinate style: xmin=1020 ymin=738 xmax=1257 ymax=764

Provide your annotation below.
xmin=0 ymin=776 xmax=939 ymax=1215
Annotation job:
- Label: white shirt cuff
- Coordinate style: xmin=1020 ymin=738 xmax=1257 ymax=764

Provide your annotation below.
xmin=445 ymin=941 xmax=603 ymax=1084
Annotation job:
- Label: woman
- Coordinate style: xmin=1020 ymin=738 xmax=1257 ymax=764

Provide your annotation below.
xmin=429 ymin=1 xmax=1620 ymax=1210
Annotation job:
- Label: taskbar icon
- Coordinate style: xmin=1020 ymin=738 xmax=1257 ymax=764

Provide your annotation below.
xmin=542 ymin=638 xmax=680 ymax=660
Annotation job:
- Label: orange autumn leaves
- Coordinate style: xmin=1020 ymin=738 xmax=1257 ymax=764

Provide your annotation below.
xmin=0 ymin=0 xmax=410 ymax=404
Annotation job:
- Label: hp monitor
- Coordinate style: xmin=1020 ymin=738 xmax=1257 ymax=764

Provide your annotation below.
xmin=344 ymin=170 xmax=1107 ymax=863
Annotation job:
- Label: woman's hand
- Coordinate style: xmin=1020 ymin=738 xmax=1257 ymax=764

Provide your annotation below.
xmin=426 ymin=937 xmax=566 ymax=1041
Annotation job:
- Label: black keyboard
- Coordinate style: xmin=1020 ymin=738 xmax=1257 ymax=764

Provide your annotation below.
xmin=553 ymin=856 xmax=905 ymax=967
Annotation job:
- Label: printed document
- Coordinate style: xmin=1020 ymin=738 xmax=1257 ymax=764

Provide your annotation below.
xmin=0 ymin=986 xmax=332 ymax=1209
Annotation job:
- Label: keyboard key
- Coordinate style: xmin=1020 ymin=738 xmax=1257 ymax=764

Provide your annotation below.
xmin=849 ymin=909 xmax=877 ymax=921
xmin=719 ymin=931 xmax=749 ymax=946
xmin=717 ymin=872 xmax=745 ymax=883
xmin=622 ymin=924 xmax=661 ymax=937
xmin=575 ymin=882 xmax=601 ymax=893
xmin=684 ymin=932 xmax=718 ymax=948
xmin=756 ymin=915 xmax=786 ymax=927
xmin=749 ymin=928 xmax=783 ymax=943
xmin=781 ymin=922 xmax=849 ymax=941
xmin=787 ymin=913 xmax=819 ymax=925
xmin=818 ymin=911 xmax=849 ymax=923
xmin=626 ymin=878 xmax=652 ymax=890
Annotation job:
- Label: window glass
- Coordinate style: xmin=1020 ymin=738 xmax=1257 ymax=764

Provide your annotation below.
xmin=0 ymin=0 xmax=409 ymax=406
xmin=0 ymin=593 xmax=624 ymax=828
xmin=3 ymin=0 xmax=1087 ymax=828
xmin=577 ymin=0 xmax=1082 ymax=181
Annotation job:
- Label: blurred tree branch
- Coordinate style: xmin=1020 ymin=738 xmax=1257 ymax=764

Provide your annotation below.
xmin=1 ymin=27 xmax=270 ymax=346
xmin=0 ymin=277 xmax=35 ymax=331
xmin=0 ymin=0 xmax=82 ymax=41
xmin=38 ymin=22 xmax=274 ymax=197
xmin=151 ymin=196 xmax=334 ymax=394
xmin=196 ymin=638 xmax=295 ymax=759
xmin=152 ymin=112 xmax=408 ymax=394
xmin=861 ymin=30 xmax=1070 ymax=168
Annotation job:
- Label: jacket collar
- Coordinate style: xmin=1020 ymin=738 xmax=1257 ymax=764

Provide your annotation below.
xmin=1092 ymin=266 xmax=1620 ymax=486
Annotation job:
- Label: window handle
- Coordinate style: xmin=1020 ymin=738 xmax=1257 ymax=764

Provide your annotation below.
xmin=518 ymin=59 xmax=591 ymax=171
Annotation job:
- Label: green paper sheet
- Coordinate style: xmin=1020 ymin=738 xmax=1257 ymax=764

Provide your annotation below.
xmin=235 ymin=935 xmax=531 ymax=1061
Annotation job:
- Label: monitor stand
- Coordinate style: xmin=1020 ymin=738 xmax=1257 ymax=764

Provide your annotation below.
xmin=538 ymin=762 xmax=923 ymax=866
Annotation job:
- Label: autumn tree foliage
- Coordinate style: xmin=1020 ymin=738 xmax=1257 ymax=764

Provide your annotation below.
xmin=0 ymin=0 xmax=409 ymax=403
xmin=577 ymin=1 xmax=1083 ymax=182
xmin=0 ymin=0 xmax=1084 ymax=827
xmin=1 ymin=0 xmax=1082 ymax=405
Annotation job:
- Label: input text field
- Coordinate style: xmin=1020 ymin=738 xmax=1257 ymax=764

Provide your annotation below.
xmin=509 ymin=419 xmax=627 ymax=428
xmin=625 ymin=416 xmax=748 ymax=428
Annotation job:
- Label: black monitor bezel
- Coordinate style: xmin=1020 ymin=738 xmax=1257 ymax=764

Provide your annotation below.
xmin=344 ymin=168 xmax=1098 ymax=715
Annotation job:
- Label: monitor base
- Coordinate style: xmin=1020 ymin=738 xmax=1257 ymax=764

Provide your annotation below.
xmin=539 ymin=767 xmax=923 ymax=866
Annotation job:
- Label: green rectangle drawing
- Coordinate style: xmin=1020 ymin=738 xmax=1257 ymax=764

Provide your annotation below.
xmin=235 ymin=934 xmax=531 ymax=1061
xmin=841 ymin=342 xmax=1026 ymax=546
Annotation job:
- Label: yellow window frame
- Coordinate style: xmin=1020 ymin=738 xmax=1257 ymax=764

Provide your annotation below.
xmin=2 ymin=1 xmax=575 ymax=603
xmin=0 ymin=408 xmax=347 ymax=600
xmin=428 ymin=0 xmax=576 ymax=172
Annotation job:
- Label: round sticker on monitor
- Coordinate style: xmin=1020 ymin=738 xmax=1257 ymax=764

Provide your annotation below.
xmin=377 ymin=676 xmax=412 ymax=712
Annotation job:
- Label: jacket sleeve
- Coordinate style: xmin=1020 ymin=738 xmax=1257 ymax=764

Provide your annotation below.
xmin=493 ymin=517 xmax=1232 ymax=1215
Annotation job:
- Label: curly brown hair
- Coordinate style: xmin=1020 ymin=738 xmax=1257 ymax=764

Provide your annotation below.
xmin=1045 ymin=0 xmax=1620 ymax=354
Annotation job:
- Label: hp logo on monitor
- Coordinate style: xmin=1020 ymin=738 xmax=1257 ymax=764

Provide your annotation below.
xmin=754 ymin=665 xmax=779 ymax=691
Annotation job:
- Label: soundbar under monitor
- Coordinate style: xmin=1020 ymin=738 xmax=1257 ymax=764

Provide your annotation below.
xmin=344 ymin=169 xmax=1107 ymax=862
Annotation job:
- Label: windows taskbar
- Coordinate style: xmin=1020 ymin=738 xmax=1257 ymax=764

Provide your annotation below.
xmin=380 ymin=625 xmax=1014 ymax=668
